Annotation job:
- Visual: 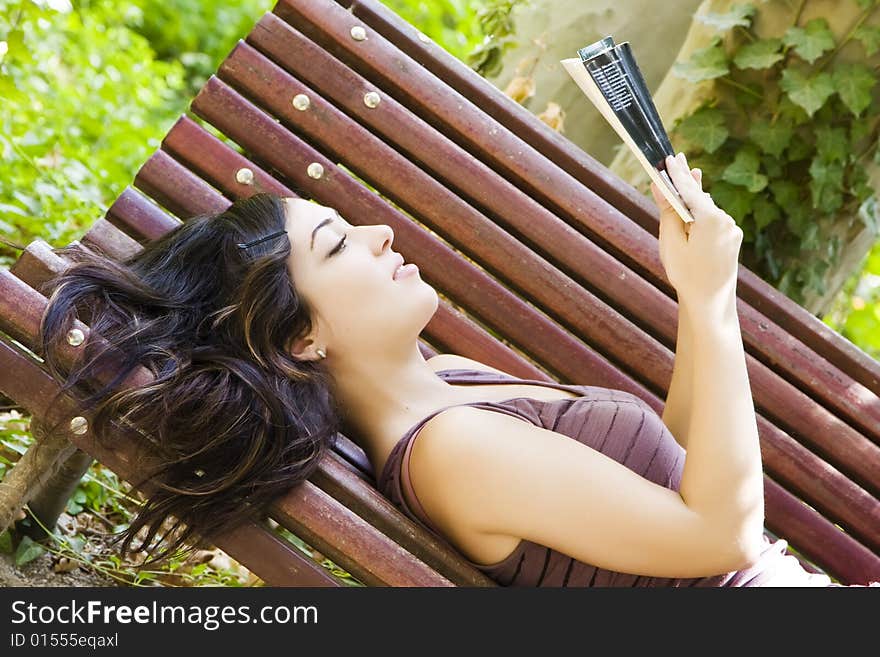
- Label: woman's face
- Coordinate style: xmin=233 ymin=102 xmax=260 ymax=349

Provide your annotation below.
xmin=281 ymin=197 xmax=438 ymax=359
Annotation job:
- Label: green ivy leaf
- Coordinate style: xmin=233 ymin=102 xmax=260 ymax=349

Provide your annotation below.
xmin=814 ymin=125 xmax=849 ymax=163
xmin=733 ymin=37 xmax=784 ymax=69
xmin=672 ymin=36 xmax=729 ymax=82
xmin=850 ymin=116 xmax=873 ymax=148
xmin=846 ymin=165 xmax=873 ymax=204
xmin=783 ymin=198 xmax=813 ymax=236
xmin=775 ymin=94 xmax=810 ymax=126
xmin=809 ymin=156 xmax=846 ymax=214
xmin=709 ymin=180 xmax=755 ymax=222
xmin=65 ymin=496 xmax=84 ymax=515
xmin=753 ymin=194 xmax=781 ymax=230
xmin=696 ymin=3 xmax=757 ymax=32
xmin=14 ymin=535 xmax=45 ymax=567
xmin=831 ymin=62 xmax=876 ymax=116
xmin=761 ymin=153 xmax=785 ymax=178
xmin=676 ymin=106 xmax=729 ymax=153
xmin=722 ymin=145 xmax=769 ymax=192
xmin=782 ymin=18 xmax=836 ymax=64
xmin=0 ymin=529 xmax=12 ymax=554
xmin=770 ymin=179 xmax=801 ymax=208
xmin=787 ymin=134 xmax=814 ymax=161
xmin=780 ymin=67 xmax=835 ymax=117
xmin=748 ymin=117 xmax=794 ymax=157
xmin=853 ymin=23 xmax=880 ymax=56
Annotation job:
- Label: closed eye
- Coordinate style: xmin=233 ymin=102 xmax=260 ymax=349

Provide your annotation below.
xmin=328 ymin=233 xmax=347 ymax=257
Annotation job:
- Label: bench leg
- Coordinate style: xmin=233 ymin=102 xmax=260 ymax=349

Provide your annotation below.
xmin=0 ymin=418 xmax=77 ymax=534
xmin=20 ymin=448 xmax=94 ymax=541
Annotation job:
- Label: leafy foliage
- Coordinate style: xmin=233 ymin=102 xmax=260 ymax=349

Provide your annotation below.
xmin=670 ymin=0 xmax=880 ymax=328
xmin=0 ymin=0 xmax=273 ymax=268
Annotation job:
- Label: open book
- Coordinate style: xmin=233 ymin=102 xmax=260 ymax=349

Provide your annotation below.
xmin=561 ymin=36 xmax=695 ymax=224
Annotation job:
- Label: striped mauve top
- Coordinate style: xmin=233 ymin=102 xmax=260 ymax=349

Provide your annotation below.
xmin=376 ymin=368 xmax=862 ymax=587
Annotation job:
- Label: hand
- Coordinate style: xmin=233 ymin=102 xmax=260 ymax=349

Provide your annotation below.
xmin=650 ymin=152 xmax=743 ymax=308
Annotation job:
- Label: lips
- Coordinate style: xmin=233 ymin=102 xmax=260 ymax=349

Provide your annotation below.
xmin=391 ymin=253 xmax=405 ymax=279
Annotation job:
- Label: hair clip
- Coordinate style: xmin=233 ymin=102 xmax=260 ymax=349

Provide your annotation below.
xmin=236 ymin=230 xmax=289 ymax=250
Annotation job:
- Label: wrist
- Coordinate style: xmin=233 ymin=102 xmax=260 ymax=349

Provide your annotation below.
xmin=678 ymin=287 xmax=738 ymax=328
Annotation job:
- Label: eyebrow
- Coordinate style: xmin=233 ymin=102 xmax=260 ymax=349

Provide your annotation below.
xmin=309 ymin=210 xmax=341 ymax=252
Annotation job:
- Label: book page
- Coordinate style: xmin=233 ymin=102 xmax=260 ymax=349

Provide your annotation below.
xmin=560 ymin=57 xmax=695 ymax=224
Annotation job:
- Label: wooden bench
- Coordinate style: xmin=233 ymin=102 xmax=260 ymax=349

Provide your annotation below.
xmin=1 ymin=0 xmax=878 ymax=585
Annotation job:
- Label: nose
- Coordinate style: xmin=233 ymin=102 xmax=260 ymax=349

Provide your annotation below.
xmin=373 ymin=224 xmax=394 ymax=255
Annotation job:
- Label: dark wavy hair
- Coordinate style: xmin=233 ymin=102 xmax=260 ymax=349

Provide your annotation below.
xmin=38 ymin=193 xmax=340 ymax=566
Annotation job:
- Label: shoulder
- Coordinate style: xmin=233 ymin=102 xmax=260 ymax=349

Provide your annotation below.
xmin=407 ymin=405 xmax=564 ymax=533
xmin=426 ymin=353 xmax=514 ymax=377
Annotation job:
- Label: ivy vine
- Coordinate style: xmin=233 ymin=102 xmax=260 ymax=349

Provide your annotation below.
xmin=466 ymin=0 xmax=530 ymax=78
xmin=670 ymin=0 xmax=880 ymax=307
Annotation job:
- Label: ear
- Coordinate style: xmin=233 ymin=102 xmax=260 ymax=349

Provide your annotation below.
xmin=287 ymin=333 xmax=320 ymax=361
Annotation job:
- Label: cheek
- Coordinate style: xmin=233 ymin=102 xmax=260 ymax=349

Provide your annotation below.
xmin=323 ymin=260 xmax=393 ymax=316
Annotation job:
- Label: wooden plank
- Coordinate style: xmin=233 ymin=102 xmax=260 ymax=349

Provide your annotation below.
xmin=162 ymin=116 xmax=294 ymax=199
xmin=764 ymin=476 xmax=880 ymax=584
xmin=106 ymin=187 xmax=181 ymax=243
xmin=134 ymin=149 xmax=230 ymax=218
xmin=340 ymin=0 xmax=880 ymax=402
xmin=269 ymin=479 xmax=454 ymax=586
xmin=82 ymin=218 xmax=142 ymax=262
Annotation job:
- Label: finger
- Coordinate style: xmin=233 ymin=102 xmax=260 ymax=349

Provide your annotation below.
xmin=666 ymin=153 xmax=710 ymax=214
xmin=657 ymin=190 xmax=687 ymax=245
xmin=650 ymin=181 xmax=672 ymax=211
xmin=692 ymin=168 xmax=702 ymax=185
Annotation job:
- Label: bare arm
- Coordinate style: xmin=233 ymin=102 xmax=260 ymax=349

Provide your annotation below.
xmin=676 ymin=289 xmax=764 ymax=559
xmin=661 ymin=298 xmax=695 ymax=450
xmin=410 ymin=290 xmax=765 ymax=577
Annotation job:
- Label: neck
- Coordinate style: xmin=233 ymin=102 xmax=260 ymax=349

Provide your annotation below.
xmin=328 ymin=345 xmax=471 ymax=475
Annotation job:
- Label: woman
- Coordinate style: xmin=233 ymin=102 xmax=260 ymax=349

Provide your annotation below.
xmin=39 ymin=152 xmax=874 ymax=586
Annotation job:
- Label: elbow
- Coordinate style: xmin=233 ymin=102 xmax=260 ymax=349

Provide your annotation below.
xmin=732 ymin=501 xmax=766 ymax=569
xmin=735 ymin=544 xmax=762 ymax=570
xmin=730 ymin=532 xmax=764 ymax=570
xmin=713 ymin=522 xmax=764 ymax=572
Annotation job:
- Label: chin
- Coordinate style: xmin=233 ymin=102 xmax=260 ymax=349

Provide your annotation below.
xmin=410 ymin=285 xmax=440 ymax=327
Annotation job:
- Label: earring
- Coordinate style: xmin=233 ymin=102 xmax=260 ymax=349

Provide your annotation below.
xmin=316 ymin=348 xmax=327 ymax=360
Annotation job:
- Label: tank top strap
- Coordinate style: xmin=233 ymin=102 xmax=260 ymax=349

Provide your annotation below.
xmin=437 ymin=368 xmax=658 ymax=416
xmin=434 ymin=367 xmax=593 ymax=395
